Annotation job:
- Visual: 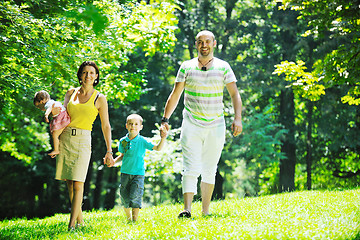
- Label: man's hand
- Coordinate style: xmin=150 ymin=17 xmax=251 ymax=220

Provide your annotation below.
xmin=231 ymin=119 xmax=243 ymax=137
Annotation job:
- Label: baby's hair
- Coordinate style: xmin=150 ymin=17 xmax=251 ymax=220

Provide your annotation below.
xmin=126 ymin=114 xmax=143 ymax=124
xmin=34 ymin=90 xmax=50 ymax=105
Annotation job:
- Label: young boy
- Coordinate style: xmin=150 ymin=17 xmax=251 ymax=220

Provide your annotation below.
xmin=106 ymin=113 xmax=167 ymax=222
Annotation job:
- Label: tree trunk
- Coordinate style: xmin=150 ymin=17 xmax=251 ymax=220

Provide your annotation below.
xmin=104 ymin=168 xmax=119 ymax=210
xmin=213 ymin=170 xmax=224 ymax=200
xmin=306 ymin=101 xmax=313 ymax=190
xmin=279 ymin=89 xmax=296 ymax=192
xmin=93 ymin=164 xmax=104 ymax=209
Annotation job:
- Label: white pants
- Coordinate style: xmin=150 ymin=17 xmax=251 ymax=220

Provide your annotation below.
xmin=180 ymin=118 xmax=226 ymax=194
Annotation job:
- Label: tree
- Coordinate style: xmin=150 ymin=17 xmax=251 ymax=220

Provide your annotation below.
xmin=276 ymin=0 xmax=360 ymax=105
xmin=0 ymin=0 xmax=179 ymax=218
xmin=0 ymin=0 xmax=178 ymax=164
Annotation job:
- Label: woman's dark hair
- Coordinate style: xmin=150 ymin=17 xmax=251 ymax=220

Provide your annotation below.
xmin=77 ymin=61 xmax=100 ymax=86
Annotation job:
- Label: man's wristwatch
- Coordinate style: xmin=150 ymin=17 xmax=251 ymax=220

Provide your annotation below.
xmin=161 ymin=117 xmax=169 ymax=123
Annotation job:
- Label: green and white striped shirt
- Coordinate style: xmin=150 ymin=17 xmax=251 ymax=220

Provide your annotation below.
xmin=176 ymin=57 xmax=237 ymax=127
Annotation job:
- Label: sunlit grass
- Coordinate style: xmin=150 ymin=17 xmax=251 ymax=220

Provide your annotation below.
xmin=1 ymin=189 xmax=360 ymax=239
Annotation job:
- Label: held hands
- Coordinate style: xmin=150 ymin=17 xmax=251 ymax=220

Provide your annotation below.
xmin=161 ymin=122 xmax=170 ymax=131
xmin=159 ymin=125 xmax=168 ymax=138
xmin=103 ymin=152 xmax=115 ymax=167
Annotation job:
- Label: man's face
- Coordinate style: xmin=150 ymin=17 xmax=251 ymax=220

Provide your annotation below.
xmin=196 ymin=34 xmax=216 ymax=57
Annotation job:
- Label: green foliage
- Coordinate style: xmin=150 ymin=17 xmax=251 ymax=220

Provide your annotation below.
xmin=222 ymin=105 xmax=287 ymax=196
xmin=278 ymin=0 xmax=360 ymax=105
xmin=273 ymin=60 xmax=325 ymax=101
xmin=0 ymin=0 xmax=178 ymax=164
xmin=1 ymin=189 xmax=360 ymax=239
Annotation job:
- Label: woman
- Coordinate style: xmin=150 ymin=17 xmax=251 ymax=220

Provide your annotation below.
xmin=54 ymin=61 xmax=113 ymax=230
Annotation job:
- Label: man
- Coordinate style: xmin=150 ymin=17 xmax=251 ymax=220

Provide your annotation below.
xmin=161 ymin=30 xmax=243 ymax=218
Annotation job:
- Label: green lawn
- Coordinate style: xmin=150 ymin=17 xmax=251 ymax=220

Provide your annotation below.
xmin=1 ymin=189 xmax=360 ymax=239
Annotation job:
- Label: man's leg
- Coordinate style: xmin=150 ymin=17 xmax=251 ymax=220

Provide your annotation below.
xmin=200 ymin=122 xmax=225 ymax=216
xmin=179 ymin=119 xmax=203 ymax=217
xmin=200 ymin=182 xmax=215 ymax=215
xmin=183 ymin=192 xmax=195 ymax=212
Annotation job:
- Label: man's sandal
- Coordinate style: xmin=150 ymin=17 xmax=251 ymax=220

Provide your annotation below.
xmin=178 ymin=210 xmax=191 ymax=218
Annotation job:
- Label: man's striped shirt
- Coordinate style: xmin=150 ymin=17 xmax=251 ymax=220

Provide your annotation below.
xmin=176 ymin=57 xmax=237 ymax=127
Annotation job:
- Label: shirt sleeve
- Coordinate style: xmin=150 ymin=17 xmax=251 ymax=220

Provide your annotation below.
xmin=142 ymin=137 xmax=155 ymax=151
xmin=44 ymin=99 xmax=55 ymax=111
xmin=175 ymin=62 xmax=187 ymax=83
xmin=224 ymin=62 xmax=237 ymax=84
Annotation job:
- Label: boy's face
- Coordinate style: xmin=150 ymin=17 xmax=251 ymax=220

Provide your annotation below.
xmin=125 ymin=118 xmax=143 ymax=135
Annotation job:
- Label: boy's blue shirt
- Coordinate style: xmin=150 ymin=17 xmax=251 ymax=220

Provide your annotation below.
xmin=118 ymin=133 xmax=154 ymax=175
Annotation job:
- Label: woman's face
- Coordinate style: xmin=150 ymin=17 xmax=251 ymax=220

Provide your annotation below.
xmin=81 ymin=65 xmax=98 ymax=86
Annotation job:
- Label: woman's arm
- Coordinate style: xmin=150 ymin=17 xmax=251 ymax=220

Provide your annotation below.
xmin=51 ymin=88 xmax=75 ymax=116
xmin=96 ymin=94 xmax=113 ymax=162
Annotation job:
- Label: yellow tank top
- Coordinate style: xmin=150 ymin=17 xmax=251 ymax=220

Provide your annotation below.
xmin=67 ymin=88 xmax=99 ymax=131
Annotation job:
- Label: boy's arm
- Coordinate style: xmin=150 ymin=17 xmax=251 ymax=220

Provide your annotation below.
xmin=153 ymin=127 xmax=167 ymax=151
xmin=152 ymin=137 xmax=166 ymax=151
xmin=107 ymin=153 xmax=123 ymax=167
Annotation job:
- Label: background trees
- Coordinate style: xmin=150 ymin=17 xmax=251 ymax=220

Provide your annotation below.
xmin=1 ymin=0 xmax=359 ymax=219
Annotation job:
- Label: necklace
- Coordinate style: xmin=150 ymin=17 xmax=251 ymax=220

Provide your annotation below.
xmin=198 ymin=58 xmax=213 ymax=71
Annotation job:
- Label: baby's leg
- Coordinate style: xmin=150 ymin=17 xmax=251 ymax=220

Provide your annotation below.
xmin=48 ymin=128 xmax=65 ymax=158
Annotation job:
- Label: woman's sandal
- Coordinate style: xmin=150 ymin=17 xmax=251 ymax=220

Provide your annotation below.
xmin=178 ymin=210 xmax=191 ymax=218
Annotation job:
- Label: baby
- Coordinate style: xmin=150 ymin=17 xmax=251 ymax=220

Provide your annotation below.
xmin=34 ymin=90 xmax=71 ymax=158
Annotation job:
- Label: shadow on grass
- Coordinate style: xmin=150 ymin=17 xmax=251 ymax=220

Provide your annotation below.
xmin=351 ymin=231 xmax=360 ymax=240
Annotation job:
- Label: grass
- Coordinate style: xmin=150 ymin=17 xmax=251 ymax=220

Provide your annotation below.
xmin=1 ymin=189 xmax=360 ymax=239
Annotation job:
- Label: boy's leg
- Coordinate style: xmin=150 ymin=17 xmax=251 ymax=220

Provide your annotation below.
xmin=49 ymin=128 xmax=65 ymax=158
xmin=132 ymin=208 xmax=140 ymax=222
xmin=123 ymin=207 xmax=132 ymax=221
xmin=128 ymin=175 xmax=144 ymax=220
xmin=120 ymin=174 xmax=132 ymax=221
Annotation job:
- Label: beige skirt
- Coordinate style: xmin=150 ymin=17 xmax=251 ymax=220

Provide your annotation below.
xmin=55 ymin=127 xmax=91 ymax=182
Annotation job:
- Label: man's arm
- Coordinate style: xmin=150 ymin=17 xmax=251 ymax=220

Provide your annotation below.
xmin=226 ymin=81 xmax=243 ymax=137
xmin=161 ymin=81 xmax=185 ymax=130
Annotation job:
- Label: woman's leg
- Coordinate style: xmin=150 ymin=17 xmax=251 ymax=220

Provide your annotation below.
xmin=66 ymin=180 xmax=84 ymax=228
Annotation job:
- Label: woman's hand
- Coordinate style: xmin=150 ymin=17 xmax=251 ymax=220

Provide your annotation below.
xmin=51 ymin=103 xmax=61 ymax=116
xmin=103 ymin=152 xmax=114 ymax=167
